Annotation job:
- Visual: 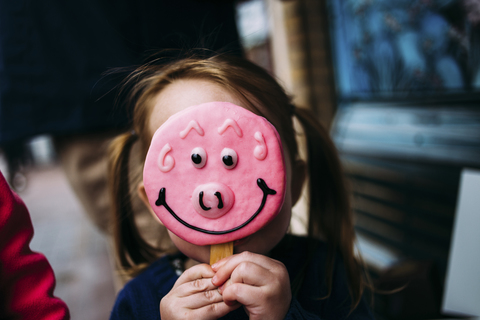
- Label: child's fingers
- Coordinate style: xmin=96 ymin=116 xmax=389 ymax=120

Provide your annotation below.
xmin=212 ymin=251 xmax=281 ymax=286
xmin=221 ymin=282 xmax=262 ymax=307
xmin=222 ymin=279 xmax=291 ymax=320
xmin=173 ymin=263 xmax=215 ymax=289
xmin=210 ymin=254 xmax=233 ymax=270
xmin=160 ymin=291 xmax=240 ymax=320
xmin=180 ymin=288 xmax=226 ymax=309
xmin=230 ymin=261 xmax=272 ymax=286
xmin=193 ymin=301 xmax=241 ymax=320
xmin=218 ymin=261 xmax=271 ymax=295
xmin=175 ymin=278 xmax=219 ymax=298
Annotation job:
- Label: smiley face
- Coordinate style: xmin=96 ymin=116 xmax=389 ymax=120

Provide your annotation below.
xmin=143 ymin=102 xmax=286 ymax=246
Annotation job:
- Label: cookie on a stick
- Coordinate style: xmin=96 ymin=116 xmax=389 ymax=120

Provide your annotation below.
xmin=143 ymin=102 xmax=286 ymax=265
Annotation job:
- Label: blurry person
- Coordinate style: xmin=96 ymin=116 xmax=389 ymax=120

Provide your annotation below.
xmin=0 ymin=171 xmax=70 ymax=319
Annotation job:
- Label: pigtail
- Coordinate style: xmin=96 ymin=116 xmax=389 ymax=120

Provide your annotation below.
xmin=293 ymin=107 xmax=365 ymax=310
xmin=108 ymin=131 xmax=160 ymax=273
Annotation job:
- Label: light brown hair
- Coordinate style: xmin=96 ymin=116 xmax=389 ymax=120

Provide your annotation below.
xmin=108 ymin=52 xmax=368 ymax=310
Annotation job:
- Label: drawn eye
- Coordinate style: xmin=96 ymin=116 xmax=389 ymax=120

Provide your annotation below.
xmin=221 ymin=148 xmax=237 ymax=169
xmin=191 ymin=147 xmax=207 ymax=168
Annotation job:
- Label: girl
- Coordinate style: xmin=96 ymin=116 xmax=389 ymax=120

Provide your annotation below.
xmin=108 ymin=53 xmax=373 ymax=319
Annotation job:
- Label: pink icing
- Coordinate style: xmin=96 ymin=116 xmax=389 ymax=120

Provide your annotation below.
xmin=157 ymin=143 xmax=175 ymax=173
xmin=143 ymin=102 xmax=286 ymax=246
xmin=191 ymin=182 xmax=235 ymax=219
xmin=253 ymin=132 xmax=267 ymax=160
xmin=218 ymin=119 xmax=243 ymax=137
xmin=180 ymin=120 xmax=204 ymax=139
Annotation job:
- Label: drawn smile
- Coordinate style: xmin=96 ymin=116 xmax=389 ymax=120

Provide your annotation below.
xmin=155 ymin=178 xmax=276 ymax=234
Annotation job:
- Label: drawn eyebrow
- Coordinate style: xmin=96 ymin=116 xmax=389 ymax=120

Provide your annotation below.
xmin=218 ymin=119 xmax=243 ymax=137
xmin=180 ymin=120 xmax=204 ymax=139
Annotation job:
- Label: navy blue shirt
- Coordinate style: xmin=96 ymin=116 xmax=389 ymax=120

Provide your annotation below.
xmin=110 ymin=235 xmax=374 ymax=319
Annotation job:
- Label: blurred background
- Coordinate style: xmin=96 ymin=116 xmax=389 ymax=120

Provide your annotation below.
xmin=1 ymin=0 xmax=479 ymax=319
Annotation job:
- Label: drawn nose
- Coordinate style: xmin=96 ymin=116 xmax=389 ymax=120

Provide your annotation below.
xmin=192 ymin=183 xmax=234 ymax=219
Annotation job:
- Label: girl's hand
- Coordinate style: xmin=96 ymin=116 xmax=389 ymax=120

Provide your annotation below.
xmin=160 ymin=263 xmax=240 ymax=320
xmin=211 ymin=252 xmax=292 ymax=320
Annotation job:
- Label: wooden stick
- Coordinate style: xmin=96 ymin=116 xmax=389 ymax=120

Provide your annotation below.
xmin=210 ymin=242 xmax=234 ymax=265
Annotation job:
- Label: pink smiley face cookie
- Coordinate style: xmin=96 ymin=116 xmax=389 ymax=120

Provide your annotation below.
xmin=143 ymin=102 xmax=286 ymax=246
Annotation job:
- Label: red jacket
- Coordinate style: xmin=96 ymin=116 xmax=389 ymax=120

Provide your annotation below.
xmin=0 ymin=172 xmax=70 ymax=319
